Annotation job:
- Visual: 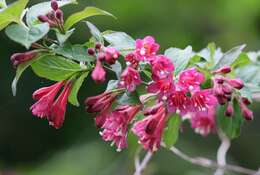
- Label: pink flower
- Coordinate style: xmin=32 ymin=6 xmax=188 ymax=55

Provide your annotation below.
xmin=104 ymin=47 xmax=120 ymax=65
xmin=178 ymin=68 xmax=205 ymax=92
xmin=118 ymin=66 xmax=141 ymax=92
xmin=30 ymin=81 xmax=64 ymax=118
xmin=190 ymin=107 xmax=216 ymax=136
xmin=150 ymin=55 xmax=174 ymax=81
xmin=48 ymin=82 xmax=72 ymax=129
xmin=132 ymin=103 xmax=167 ymax=152
xmin=190 ymin=89 xmax=217 ymax=112
xmin=10 ymin=51 xmax=38 ymax=66
xmin=125 ymin=52 xmax=139 ymax=68
xmin=91 ymin=60 xmax=106 ymax=83
xmin=100 ymin=105 xmax=140 ymax=151
xmin=147 ymin=77 xmax=175 ymax=100
xmin=85 ymin=91 xmax=118 ymax=113
xmin=167 ymin=90 xmax=190 ymax=115
xmin=135 ymin=36 xmax=160 ymax=61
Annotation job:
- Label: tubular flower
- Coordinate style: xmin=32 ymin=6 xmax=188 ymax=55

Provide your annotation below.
xmin=167 ymin=90 xmax=190 ymax=115
xmin=150 ymin=55 xmax=174 ymax=81
xmin=178 ymin=68 xmax=205 ymax=93
xmin=100 ymin=105 xmax=141 ymax=151
xmin=118 ymin=66 xmax=141 ymax=92
xmin=190 ymin=107 xmax=216 ymax=136
xmin=30 ymin=81 xmax=64 ymax=118
xmin=125 ymin=52 xmax=140 ymax=68
xmin=85 ymin=91 xmax=118 ymax=114
xmin=91 ymin=59 xmax=106 ymax=83
xmin=132 ymin=103 xmax=167 ymax=152
xmin=48 ymin=82 xmax=72 ymax=129
xmin=135 ymin=36 xmax=160 ymax=61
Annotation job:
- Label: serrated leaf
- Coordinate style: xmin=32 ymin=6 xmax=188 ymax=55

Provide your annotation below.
xmin=56 ymin=28 xmax=75 ymax=45
xmin=12 ymin=53 xmax=46 ymax=96
xmin=68 ymin=71 xmax=89 ymax=106
xmin=54 ymin=43 xmax=94 ymax=62
xmin=164 ymin=46 xmax=193 ymax=75
xmin=103 ymin=31 xmax=135 ymax=56
xmin=64 ymin=6 xmax=115 ymax=31
xmin=0 ymin=0 xmax=29 ymax=30
xmin=5 ymin=23 xmax=49 ymax=49
xmin=214 ymin=45 xmax=246 ymax=69
xmin=106 ymin=80 xmax=119 ymax=91
xmin=163 ymin=115 xmax=181 ymax=148
xmin=31 ymin=55 xmax=82 ymax=81
xmin=26 ymin=0 xmax=77 ymax=27
xmin=86 ymin=21 xmax=103 ymax=43
xmin=217 ymin=100 xmax=244 ymax=139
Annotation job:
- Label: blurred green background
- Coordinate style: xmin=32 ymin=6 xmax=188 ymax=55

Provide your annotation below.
xmin=0 ymin=0 xmax=260 ymax=174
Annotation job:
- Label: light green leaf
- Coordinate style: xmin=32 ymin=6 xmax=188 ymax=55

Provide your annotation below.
xmin=231 ymin=52 xmax=252 ymax=69
xmin=5 ymin=23 xmax=49 ymax=49
xmin=31 ymin=55 xmax=82 ymax=81
xmin=117 ymin=92 xmax=141 ymax=105
xmin=163 ymin=115 xmax=181 ymax=148
xmin=217 ymin=100 xmax=244 ymax=139
xmin=236 ymin=64 xmax=260 ymax=87
xmin=86 ymin=21 xmax=103 ymax=43
xmin=164 ymin=46 xmax=193 ymax=75
xmin=111 ymin=61 xmax=122 ymax=79
xmin=26 ymin=0 xmax=77 ymax=27
xmin=68 ymin=71 xmax=89 ymax=106
xmin=64 ymin=6 xmax=115 ymax=31
xmin=54 ymin=43 xmax=94 ymax=62
xmin=12 ymin=53 xmax=46 ymax=96
xmin=214 ymin=44 xmax=246 ymax=69
xmin=0 ymin=0 xmax=7 ymax=9
xmin=103 ymin=31 xmax=135 ymax=56
xmin=56 ymin=28 xmax=75 ymax=45
xmin=106 ymin=80 xmax=119 ymax=91
xmin=0 ymin=0 xmax=29 ymax=30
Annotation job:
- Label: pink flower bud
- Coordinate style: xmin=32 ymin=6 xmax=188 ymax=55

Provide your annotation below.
xmin=55 ymin=9 xmax=63 ymax=21
xmin=240 ymin=102 xmax=253 ymax=120
xmin=47 ymin=11 xmax=56 ymax=21
xmin=242 ymin=97 xmax=251 ymax=105
xmin=95 ymin=43 xmax=102 ymax=50
xmin=222 ymin=84 xmax=232 ymax=94
xmin=38 ymin=15 xmax=49 ymax=23
xmin=104 ymin=47 xmax=119 ymax=65
xmin=227 ymin=78 xmax=244 ymax=90
xmin=10 ymin=51 xmax=37 ymax=66
xmin=51 ymin=0 xmax=59 ymax=11
xmin=213 ymin=65 xmax=231 ymax=74
xmin=91 ymin=60 xmax=106 ymax=83
xmin=87 ymin=48 xmax=95 ymax=56
xmin=225 ymin=103 xmax=234 ymax=117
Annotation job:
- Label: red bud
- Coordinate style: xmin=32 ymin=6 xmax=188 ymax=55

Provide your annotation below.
xmin=38 ymin=15 xmax=49 ymax=23
xmin=87 ymin=48 xmax=95 ymax=56
xmin=225 ymin=103 xmax=234 ymax=117
xmin=214 ymin=65 xmax=231 ymax=74
xmin=227 ymin=78 xmax=244 ymax=90
xmin=51 ymin=0 xmax=59 ymax=11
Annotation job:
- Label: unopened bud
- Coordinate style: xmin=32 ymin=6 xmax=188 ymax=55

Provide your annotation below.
xmin=241 ymin=104 xmax=254 ymax=121
xmin=214 ymin=77 xmax=225 ymax=84
xmin=51 ymin=0 xmax=59 ymax=11
xmin=55 ymin=9 xmax=63 ymax=21
xmin=38 ymin=15 xmax=49 ymax=23
xmin=213 ymin=65 xmax=231 ymax=74
xmin=97 ymin=52 xmax=106 ymax=61
xmin=87 ymin=48 xmax=95 ymax=56
xmin=242 ymin=97 xmax=251 ymax=105
xmin=95 ymin=43 xmax=102 ymax=50
xmin=217 ymin=96 xmax=227 ymax=105
xmin=10 ymin=51 xmax=37 ymax=66
xmin=225 ymin=103 xmax=234 ymax=117
xmin=222 ymin=84 xmax=232 ymax=94
xmin=227 ymin=78 xmax=244 ymax=90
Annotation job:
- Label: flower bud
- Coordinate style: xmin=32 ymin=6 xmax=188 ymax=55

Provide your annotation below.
xmin=97 ymin=52 xmax=106 ymax=61
xmin=242 ymin=106 xmax=254 ymax=120
xmin=38 ymin=15 xmax=49 ymax=23
xmin=242 ymin=97 xmax=251 ymax=105
xmin=51 ymin=0 xmax=59 ymax=11
xmin=222 ymin=84 xmax=232 ymax=94
xmin=91 ymin=60 xmax=106 ymax=83
xmin=214 ymin=77 xmax=225 ymax=84
xmin=95 ymin=43 xmax=102 ymax=50
xmin=55 ymin=9 xmax=63 ymax=21
xmin=87 ymin=48 xmax=95 ymax=56
xmin=47 ymin=11 xmax=56 ymax=21
xmin=213 ymin=65 xmax=231 ymax=74
xmin=227 ymin=78 xmax=244 ymax=90
xmin=217 ymin=96 xmax=227 ymax=105
xmin=225 ymin=103 xmax=234 ymax=117
xmin=10 ymin=51 xmax=37 ymax=66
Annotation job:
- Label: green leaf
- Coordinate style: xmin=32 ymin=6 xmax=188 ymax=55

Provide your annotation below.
xmin=31 ymin=55 xmax=82 ymax=81
xmin=236 ymin=64 xmax=260 ymax=87
xmin=5 ymin=23 xmax=49 ymax=49
xmin=111 ymin=61 xmax=122 ymax=79
xmin=217 ymin=100 xmax=244 ymax=139
xmin=163 ymin=115 xmax=182 ymax=148
xmin=231 ymin=52 xmax=252 ymax=69
xmin=164 ymin=46 xmax=193 ymax=75
xmin=103 ymin=31 xmax=135 ymax=56
xmin=54 ymin=43 xmax=94 ymax=62
xmin=117 ymin=92 xmax=141 ymax=105
xmin=11 ymin=53 xmax=46 ymax=96
xmin=64 ymin=6 xmax=115 ymax=31
xmin=0 ymin=0 xmax=7 ymax=9
xmin=86 ymin=21 xmax=103 ymax=43
xmin=68 ymin=71 xmax=89 ymax=106
xmin=0 ymin=0 xmax=29 ymax=30
xmin=106 ymin=80 xmax=119 ymax=91
xmin=56 ymin=28 xmax=75 ymax=45
xmin=26 ymin=0 xmax=77 ymax=27
xmin=214 ymin=45 xmax=246 ymax=69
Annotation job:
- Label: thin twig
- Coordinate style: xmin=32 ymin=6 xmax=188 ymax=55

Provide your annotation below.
xmin=214 ymin=130 xmax=231 ymax=175
xmin=161 ymin=142 xmax=260 ymax=175
xmin=133 ymin=150 xmax=153 ymax=175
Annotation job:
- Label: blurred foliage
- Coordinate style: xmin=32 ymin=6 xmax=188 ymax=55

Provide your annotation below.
xmin=0 ymin=0 xmax=260 ymax=175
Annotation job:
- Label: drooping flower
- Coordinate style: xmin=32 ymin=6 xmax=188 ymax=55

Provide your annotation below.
xmin=239 ymin=99 xmax=254 ymax=121
xmin=118 ymin=66 xmax=141 ymax=92
xmin=10 ymin=51 xmax=38 ymax=66
xmin=190 ymin=107 xmax=216 ymax=136
xmin=135 ymin=36 xmax=160 ymax=61
xmin=167 ymin=90 xmax=190 ymax=115
xmin=125 ymin=52 xmax=139 ymax=68
xmin=132 ymin=102 xmax=167 ymax=152
xmin=104 ymin=47 xmax=120 ymax=65
xmin=100 ymin=105 xmax=140 ymax=151
xmin=48 ymin=82 xmax=72 ymax=129
xmin=150 ymin=55 xmax=174 ymax=81
xmin=178 ymin=68 xmax=205 ymax=93
xmin=30 ymin=81 xmax=64 ymax=118
xmin=147 ymin=77 xmax=175 ymax=100
xmin=91 ymin=60 xmax=106 ymax=83
xmin=85 ymin=91 xmax=118 ymax=113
